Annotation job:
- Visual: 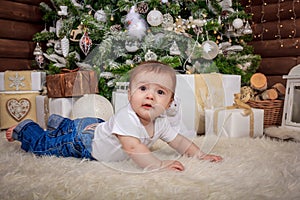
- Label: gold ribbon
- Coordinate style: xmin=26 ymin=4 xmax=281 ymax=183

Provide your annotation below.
xmin=194 ymin=73 xmax=224 ymax=133
xmin=44 ymin=96 xmax=49 ymax=128
xmin=213 ymin=93 xmax=254 ymax=137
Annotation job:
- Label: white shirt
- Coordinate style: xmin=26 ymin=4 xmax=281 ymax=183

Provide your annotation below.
xmin=91 ymin=104 xmax=178 ymax=162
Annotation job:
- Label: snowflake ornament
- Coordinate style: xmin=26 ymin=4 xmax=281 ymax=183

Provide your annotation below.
xmin=8 ymin=72 xmax=26 ymax=90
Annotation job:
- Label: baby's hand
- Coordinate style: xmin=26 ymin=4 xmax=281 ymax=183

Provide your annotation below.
xmin=161 ymin=160 xmax=185 ymax=171
xmin=199 ymin=154 xmax=223 ymax=162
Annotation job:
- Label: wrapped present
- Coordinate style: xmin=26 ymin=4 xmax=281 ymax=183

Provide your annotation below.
xmin=36 ymin=95 xmax=49 ymax=129
xmin=0 ymin=70 xmax=46 ymax=91
xmin=0 ymin=91 xmax=39 ymax=129
xmin=112 ymin=73 xmax=241 ymax=134
xmin=36 ymin=96 xmax=80 ymax=129
xmin=46 ymin=70 xmax=98 ymax=98
xmin=205 ymin=108 xmax=264 ymax=138
xmin=48 ymin=98 xmax=77 ymax=118
xmin=175 ymin=74 xmax=241 ymax=134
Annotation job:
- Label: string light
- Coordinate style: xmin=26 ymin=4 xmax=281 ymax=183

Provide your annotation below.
xmin=259 ymin=0 xmax=266 ymax=40
xmin=248 ymin=0 xmax=298 ymax=49
xmin=291 ymin=0 xmax=298 ymax=48
xmin=276 ymin=0 xmax=284 ymax=47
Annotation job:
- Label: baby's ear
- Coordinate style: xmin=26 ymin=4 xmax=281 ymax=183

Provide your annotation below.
xmin=127 ymin=89 xmax=131 ymax=101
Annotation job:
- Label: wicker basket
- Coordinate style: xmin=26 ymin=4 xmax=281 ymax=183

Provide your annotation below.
xmin=247 ymin=100 xmax=284 ymax=127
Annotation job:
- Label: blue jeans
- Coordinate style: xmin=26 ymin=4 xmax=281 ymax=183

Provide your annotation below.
xmin=12 ymin=114 xmax=104 ymax=160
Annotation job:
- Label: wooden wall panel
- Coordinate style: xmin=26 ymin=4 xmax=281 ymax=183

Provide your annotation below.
xmin=0 ymin=0 xmax=47 ymax=72
xmin=252 ymin=18 xmax=300 ymax=41
xmin=0 ymin=39 xmax=35 ymax=59
xmin=249 ymin=38 xmax=300 ymax=58
xmin=0 ymin=19 xmax=43 ymax=40
xmin=241 ymin=0 xmax=284 ymax=6
xmin=13 ymin=0 xmax=48 ymax=5
xmin=0 ymin=1 xmax=43 ymax=23
xmin=240 ymin=0 xmax=300 ymax=87
xmin=0 ymin=58 xmax=32 ymax=71
xmin=258 ymin=57 xmax=298 ymax=75
xmin=245 ymin=1 xmax=300 ymax=22
xmin=266 ymin=75 xmax=287 ymax=88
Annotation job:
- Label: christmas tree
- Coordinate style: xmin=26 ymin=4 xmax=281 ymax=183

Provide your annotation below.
xmin=33 ymin=0 xmax=261 ymax=100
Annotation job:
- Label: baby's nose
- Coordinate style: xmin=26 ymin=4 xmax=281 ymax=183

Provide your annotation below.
xmin=145 ymin=90 xmax=155 ymax=100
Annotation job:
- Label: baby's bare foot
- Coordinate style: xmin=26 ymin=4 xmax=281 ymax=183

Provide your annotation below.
xmin=6 ymin=125 xmax=16 ymax=142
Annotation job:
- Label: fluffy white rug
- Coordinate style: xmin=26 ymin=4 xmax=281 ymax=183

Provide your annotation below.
xmin=264 ymin=126 xmax=300 ymax=142
xmin=0 ymin=131 xmax=300 ymax=200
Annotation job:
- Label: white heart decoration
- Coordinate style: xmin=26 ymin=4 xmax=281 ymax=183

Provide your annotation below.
xmin=6 ymin=98 xmax=31 ymax=121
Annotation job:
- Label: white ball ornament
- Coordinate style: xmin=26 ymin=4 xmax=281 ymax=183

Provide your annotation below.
xmin=232 ymin=18 xmax=244 ymax=29
xmin=201 ymin=40 xmax=219 ymax=60
xmin=147 ymin=9 xmax=163 ymax=26
xmin=94 ymin=10 xmax=107 ymax=22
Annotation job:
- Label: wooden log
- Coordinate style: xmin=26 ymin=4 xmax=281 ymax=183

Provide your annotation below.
xmin=272 ymin=83 xmax=286 ymax=96
xmin=260 ymin=88 xmax=278 ymax=100
xmin=258 ymin=57 xmax=297 ymax=75
xmin=251 ymin=18 xmax=300 ymax=41
xmin=0 ymin=19 xmax=44 ymax=41
xmin=0 ymin=1 xmax=43 ymax=23
xmin=249 ymin=37 xmax=300 ymax=58
xmin=246 ymin=1 xmax=300 ymax=23
xmin=0 ymin=58 xmax=33 ymax=71
xmin=250 ymin=73 xmax=268 ymax=91
xmin=0 ymin=39 xmax=35 ymax=59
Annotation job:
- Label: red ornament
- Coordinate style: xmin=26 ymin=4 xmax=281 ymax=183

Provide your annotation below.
xmin=79 ymin=32 xmax=92 ymax=56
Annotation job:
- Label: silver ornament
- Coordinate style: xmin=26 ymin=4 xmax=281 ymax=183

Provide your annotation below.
xmin=61 ymin=36 xmax=70 ymax=58
xmin=170 ymin=41 xmax=181 ymax=55
xmin=147 ymin=9 xmax=163 ymax=26
xmin=125 ymin=40 xmax=139 ymax=52
xmin=144 ymin=50 xmax=157 ymax=61
xmin=243 ymin=21 xmax=253 ymax=34
xmin=94 ymin=10 xmax=107 ymax=22
xmin=33 ymin=43 xmax=44 ymax=68
xmin=232 ymin=18 xmax=243 ymax=29
xmin=202 ymin=40 xmax=219 ymax=60
xmin=162 ymin=13 xmax=174 ymax=30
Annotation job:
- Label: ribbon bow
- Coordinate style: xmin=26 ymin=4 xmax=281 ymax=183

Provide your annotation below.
xmin=213 ymin=93 xmax=254 ymax=137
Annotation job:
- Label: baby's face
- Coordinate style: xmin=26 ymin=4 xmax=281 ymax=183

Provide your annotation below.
xmin=128 ymin=72 xmax=174 ymax=124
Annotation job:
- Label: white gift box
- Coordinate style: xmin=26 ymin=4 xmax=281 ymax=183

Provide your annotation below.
xmin=112 ymin=74 xmax=241 ymax=134
xmin=205 ymin=108 xmax=264 ymax=138
xmin=36 ymin=96 xmax=74 ymax=129
xmin=175 ymin=74 xmax=241 ymax=134
xmin=48 ymin=98 xmax=77 ymax=118
xmin=36 ymin=95 xmax=49 ymax=129
xmin=0 ymin=71 xmax=46 ymax=91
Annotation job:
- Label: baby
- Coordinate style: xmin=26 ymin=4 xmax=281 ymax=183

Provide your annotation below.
xmin=6 ymin=61 xmax=222 ymax=171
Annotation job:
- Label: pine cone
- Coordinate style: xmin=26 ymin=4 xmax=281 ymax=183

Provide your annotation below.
xmin=110 ymin=24 xmax=122 ymax=32
xmin=137 ymin=2 xmax=148 ymax=14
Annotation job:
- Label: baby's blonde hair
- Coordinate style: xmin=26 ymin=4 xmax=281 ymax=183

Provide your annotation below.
xmin=129 ymin=61 xmax=177 ymax=93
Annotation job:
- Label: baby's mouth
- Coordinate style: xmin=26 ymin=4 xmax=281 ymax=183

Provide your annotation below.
xmin=142 ymin=103 xmax=152 ymax=109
